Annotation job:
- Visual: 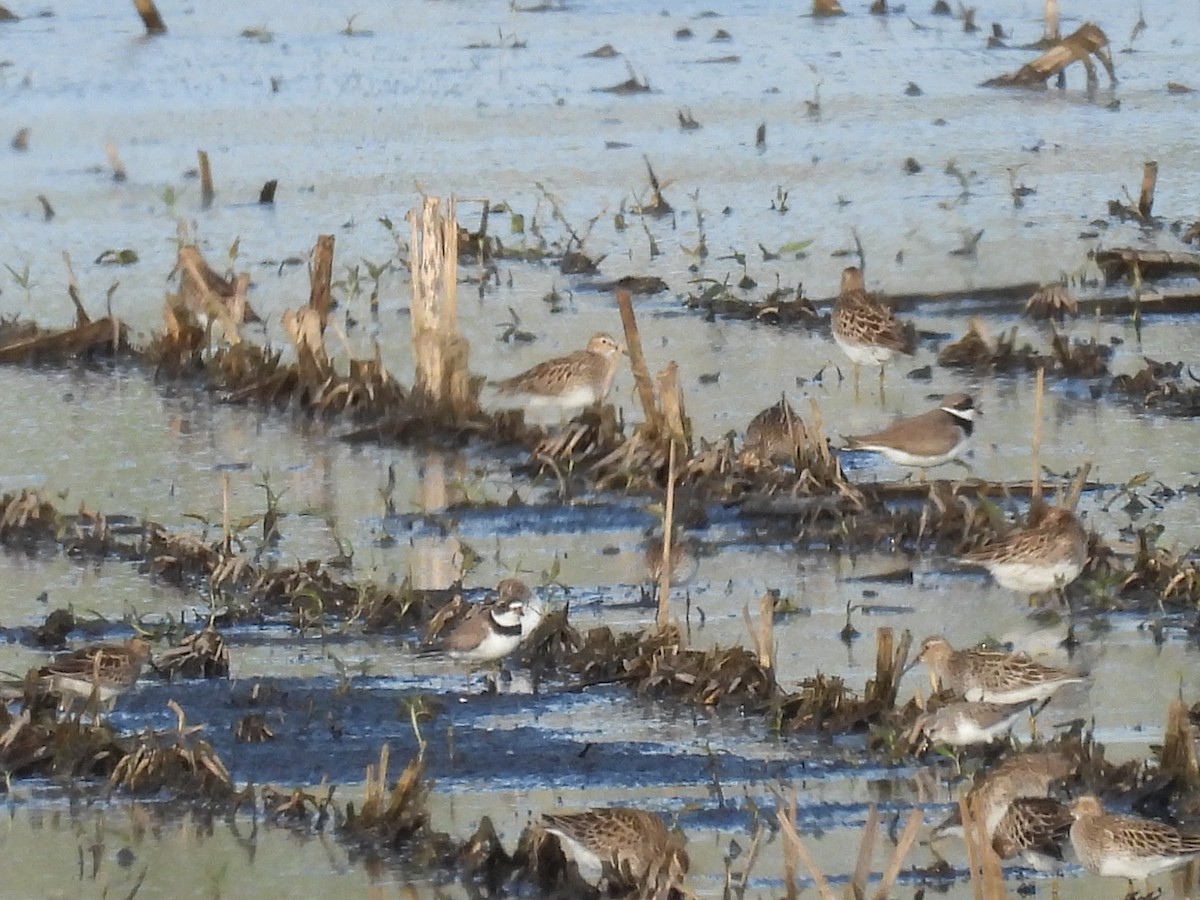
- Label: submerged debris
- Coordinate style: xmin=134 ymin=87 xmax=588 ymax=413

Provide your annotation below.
xmin=983 ymin=23 xmax=1115 ymax=89
xmin=1025 ymin=283 xmax=1079 ymax=321
xmin=937 ymin=318 xmax=1110 ymax=377
xmin=1110 ymin=359 xmax=1200 ymax=416
xmin=111 ymin=701 xmax=233 ymax=798
xmin=337 ymin=744 xmax=430 ymax=849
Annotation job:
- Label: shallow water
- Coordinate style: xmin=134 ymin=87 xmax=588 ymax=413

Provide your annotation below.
xmin=3 ymin=1 xmax=1200 ymax=897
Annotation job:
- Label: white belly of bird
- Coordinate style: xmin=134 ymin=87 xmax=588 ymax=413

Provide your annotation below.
xmin=833 ymin=333 xmax=896 ymax=366
xmin=1097 ymin=851 xmax=1198 ymax=879
xmin=454 ymin=629 xmax=522 ymax=662
xmin=986 ymin=559 xmax=1083 ymax=593
xmin=546 ymin=831 xmax=606 ymax=882
xmin=873 ymin=442 xmax=965 ymax=467
xmin=524 ymin=386 xmax=598 ymax=410
xmin=965 ymin=679 xmax=1081 ymax=705
xmin=929 ymin=712 xmax=1020 ymax=746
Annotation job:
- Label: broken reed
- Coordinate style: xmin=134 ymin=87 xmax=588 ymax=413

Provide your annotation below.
xmin=197 ymin=150 xmax=214 ymax=209
xmin=408 ymin=195 xmax=476 ymax=418
xmin=130 ymin=0 xmax=166 ymax=35
xmin=778 ymin=795 xmax=922 ymax=900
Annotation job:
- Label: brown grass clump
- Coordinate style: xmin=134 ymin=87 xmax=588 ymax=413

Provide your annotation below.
xmin=1111 ymin=359 xmax=1200 ymax=415
xmin=0 ymin=489 xmax=60 ymax=545
xmin=337 ymin=744 xmax=430 ymax=849
xmin=110 ymin=701 xmax=233 ymax=798
xmin=0 ymin=702 xmax=126 ymax=779
xmin=938 ymin=318 xmax=1110 ymax=377
xmin=1025 ymin=283 xmax=1079 ymax=320
xmin=154 ymin=625 xmax=230 ymax=680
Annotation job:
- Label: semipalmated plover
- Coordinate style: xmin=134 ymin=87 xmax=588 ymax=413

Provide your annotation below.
xmin=424 ymin=579 xmax=543 ymax=663
xmin=843 ymin=393 xmax=977 ymax=468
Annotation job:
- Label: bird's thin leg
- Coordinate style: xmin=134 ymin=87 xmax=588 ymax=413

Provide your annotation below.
xmin=878 ymin=364 xmax=887 ymax=405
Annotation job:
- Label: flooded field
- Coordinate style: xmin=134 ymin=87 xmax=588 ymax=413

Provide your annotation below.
xmin=3 ymin=0 xmax=1200 ymax=897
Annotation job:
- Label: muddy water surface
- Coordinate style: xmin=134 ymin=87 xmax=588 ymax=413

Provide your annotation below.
xmin=2 ymin=1 xmax=1200 ymax=897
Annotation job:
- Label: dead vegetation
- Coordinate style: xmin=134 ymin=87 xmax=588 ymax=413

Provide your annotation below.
xmin=937 ymin=317 xmax=1111 ymax=378
xmin=1110 ymin=358 xmax=1200 ymax=416
xmin=983 ymin=23 xmax=1115 ymax=90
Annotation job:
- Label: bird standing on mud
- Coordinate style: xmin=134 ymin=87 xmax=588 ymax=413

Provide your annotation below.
xmin=490 ymin=332 xmax=624 ymax=420
xmin=831 ymin=266 xmax=914 ymax=398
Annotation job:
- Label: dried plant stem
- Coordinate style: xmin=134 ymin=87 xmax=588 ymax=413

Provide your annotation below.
xmin=1031 ymin=367 xmax=1044 ymax=514
xmin=1043 ymin=0 xmax=1059 ymax=42
xmin=657 ymin=440 xmax=675 ymax=629
xmin=757 ymin=588 xmax=773 ymax=674
xmin=105 ymin=141 xmax=127 ymax=182
xmin=61 ymin=251 xmax=90 ymax=326
xmin=616 ymin=289 xmax=662 ymax=435
xmin=130 ymin=0 xmax=166 ymax=34
xmin=850 ymin=804 xmax=879 ymax=898
xmin=781 ymin=788 xmax=799 ymax=900
xmin=1064 ymin=460 xmax=1092 ymax=513
xmin=866 ymin=627 xmax=910 ymax=707
xmin=198 ymin=150 xmax=214 ymax=209
xmin=961 ymin=797 xmax=1006 ymax=900
xmin=1138 ymin=161 xmax=1158 ymax=219
xmin=775 ymin=807 xmax=836 ymax=900
xmin=872 ymin=809 xmax=924 ymax=900
xmin=656 ymin=360 xmax=692 ymax=456
xmin=1162 ymin=699 xmax=1200 ymax=789
xmin=221 ymin=473 xmax=231 ymax=556
xmin=309 ymin=234 xmax=335 ymax=326
xmin=408 ymin=196 xmax=475 ymax=417
xmin=959 ymin=797 xmax=984 ymax=900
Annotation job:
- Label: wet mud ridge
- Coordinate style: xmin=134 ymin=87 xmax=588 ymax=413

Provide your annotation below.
xmin=1 ymin=36 xmax=1199 ymax=886
xmin=5 ymin=475 xmax=1200 ymax=895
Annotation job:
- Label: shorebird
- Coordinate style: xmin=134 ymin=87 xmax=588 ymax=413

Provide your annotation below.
xmin=916 ymin=635 xmax=1085 ymax=705
xmin=36 ymin=636 xmax=153 ymax=718
xmin=961 ymin=506 xmax=1088 ymax=598
xmin=843 ymin=393 xmax=978 ymax=472
xmin=934 ymin=746 xmax=1079 ymax=841
xmin=1069 ymin=794 xmax=1200 ymax=885
xmin=915 ymin=699 xmax=1032 ymax=749
xmin=539 ymin=807 xmax=689 ymax=898
xmin=422 ymin=579 xmax=544 ymax=663
xmin=831 ymin=266 xmax=913 ymax=395
xmin=744 ymin=396 xmax=808 ymax=463
xmin=491 ymin=332 xmax=623 ymax=418
xmin=992 ymin=796 xmax=1074 ymax=871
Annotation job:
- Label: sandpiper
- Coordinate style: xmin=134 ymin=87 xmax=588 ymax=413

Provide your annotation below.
xmin=916 ymin=699 xmax=1032 ymax=749
xmin=491 ymin=332 xmax=623 ymax=417
xmin=831 ymin=266 xmax=913 ymax=392
xmin=916 ymin=635 xmax=1085 ymax=705
xmin=423 ymin=579 xmax=544 ymax=663
xmin=992 ymin=796 xmax=1074 ymax=871
xmin=933 ymin=747 xmax=1079 ymax=842
xmin=539 ymin=807 xmax=689 ymax=897
xmin=961 ymin=506 xmax=1088 ymax=597
xmin=744 ymin=396 xmax=808 ymax=463
xmin=37 ymin=636 xmax=153 ymax=717
xmin=1069 ymin=794 xmax=1200 ymax=884
xmin=843 ymin=393 xmax=978 ymax=470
